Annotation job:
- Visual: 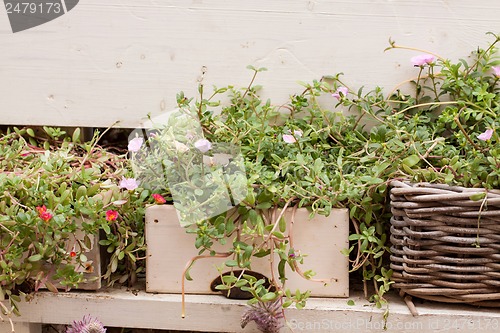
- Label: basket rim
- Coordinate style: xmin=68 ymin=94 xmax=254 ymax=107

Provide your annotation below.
xmin=390 ymin=180 xmax=500 ymax=195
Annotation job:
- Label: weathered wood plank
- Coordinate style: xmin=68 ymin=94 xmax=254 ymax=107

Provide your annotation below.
xmin=7 ymin=287 xmax=500 ymax=332
xmin=0 ymin=322 xmax=41 ymax=333
xmin=1 ymin=1 xmax=499 ymax=127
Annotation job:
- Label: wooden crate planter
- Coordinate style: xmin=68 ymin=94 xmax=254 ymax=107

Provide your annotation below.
xmin=389 ymin=180 xmax=500 ymax=306
xmin=35 ymin=219 xmax=102 ymax=291
xmin=1 ymin=219 xmax=102 ymax=294
xmin=145 ymin=205 xmax=349 ymax=297
xmin=46 ymin=225 xmax=102 ymax=291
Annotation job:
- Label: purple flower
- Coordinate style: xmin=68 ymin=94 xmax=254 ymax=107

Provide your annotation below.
xmin=411 ymin=54 xmax=435 ymax=67
xmin=477 ymin=129 xmax=494 ymax=141
xmin=66 ymin=315 xmax=106 ymax=333
xmin=127 ymin=137 xmax=143 ymax=152
xmin=241 ymin=299 xmax=284 ymax=333
xmin=332 ymin=86 xmax=349 ymax=100
xmin=119 ymin=177 xmax=139 ymax=191
xmin=493 ymin=66 xmax=500 ymax=77
xmin=282 ymin=134 xmax=296 ymax=144
xmin=194 ymin=138 xmax=212 ymax=153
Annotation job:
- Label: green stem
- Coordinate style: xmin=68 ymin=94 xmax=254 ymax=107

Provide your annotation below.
xmin=197 ymin=83 xmax=204 ymax=120
xmin=429 ymin=65 xmax=440 ymax=101
xmin=240 ymin=69 xmax=258 ymax=103
xmin=454 ymin=112 xmax=481 ymax=151
xmin=465 ymin=33 xmax=500 ymax=77
xmin=384 ymin=42 xmax=445 ymax=61
xmin=415 ymin=67 xmax=423 ymax=105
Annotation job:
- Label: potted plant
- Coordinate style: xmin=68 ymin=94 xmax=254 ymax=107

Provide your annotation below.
xmin=130 ymin=66 xmax=389 ymax=329
xmin=332 ymin=32 xmax=500 ymax=310
xmin=0 ymin=127 xmax=148 ymax=318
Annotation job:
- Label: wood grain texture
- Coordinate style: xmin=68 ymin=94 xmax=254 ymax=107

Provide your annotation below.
xmin=8 ymin=286 xmax=500 ymax=332
xmin=145 ymin=205 xmax=349 ymax=297
xmin=0 ymin=1 xmax=500 ymax=127
xmin=0 ymin=322 xmax=41 ymax=333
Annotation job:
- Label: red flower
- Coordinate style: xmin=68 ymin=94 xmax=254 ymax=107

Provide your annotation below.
xmin=152 ymin=193 xmax=166 ymax=204
xmin=36 ymin=205 xmax=53 ymax=222
xmin=106 ymin=210 xmax=118 ymax=221
xmin=36 ymin=205 xmax=47 ymax=214
xmin=70 ymin=251 xmax=77 ymax=258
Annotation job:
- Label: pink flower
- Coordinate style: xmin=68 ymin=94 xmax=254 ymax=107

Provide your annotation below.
xmin=105 ymin=210 xmax=118 ymax=221
xmin=492 ymin=66 xmax=500 ymax=77
xmin=152 ymin=193 xmax=166 ymax=204
xmin=282 ymin=134 xmax=296 ymax=144
xmin=477 ymin=129 xmax=494 ymax=141
xmin=332 ymin=86 xmax=349 ymax=100
xmin=411 ymin=54 xmax=435 ymax=67
xmin=127 ymin=137 xmax=143 ymax=152
xmin=119 ymin=177 xmax=139 ymax=191
xmin=174 ymin=141 xmax=189 ymax=153
xmin=66 ymin=315 xmax=106 ymax=333
xmin=241 ymin=299 xmax=284 ymax=333
xmin=283 ymin=130 xmax=302 ymax=143
xmin=194 ymin=139 xmax=212 ymax=153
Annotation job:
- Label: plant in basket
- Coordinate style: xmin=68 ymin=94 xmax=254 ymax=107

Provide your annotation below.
xmin=0 ymin=127 xmax=148 ymax=323
xmin=332 ymin=32 xmax=500 ymax=309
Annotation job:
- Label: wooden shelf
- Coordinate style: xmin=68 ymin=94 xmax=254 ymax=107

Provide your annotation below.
xmin=3 ymin=285 xmax=500 ymax=333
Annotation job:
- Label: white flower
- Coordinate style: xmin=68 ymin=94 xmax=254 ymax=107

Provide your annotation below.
xmin=194 ymin=139 xmax=212 ymax=153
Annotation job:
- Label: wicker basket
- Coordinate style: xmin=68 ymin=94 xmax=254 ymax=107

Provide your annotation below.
xmin=389 ymin=180 xmax=500 ymax=306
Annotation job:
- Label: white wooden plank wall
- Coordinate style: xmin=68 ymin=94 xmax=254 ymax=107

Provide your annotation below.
xmin=0 ymin=1 xmax=499 ymax=128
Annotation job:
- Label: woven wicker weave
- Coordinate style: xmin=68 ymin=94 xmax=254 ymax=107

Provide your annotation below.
xmin=390 ymin=180 xmax=500 ymax=306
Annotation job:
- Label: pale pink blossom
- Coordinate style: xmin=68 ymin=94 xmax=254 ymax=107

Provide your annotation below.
xmin=194 ymin=139 xmax=212 ymax=153
xmin=332 ymin=86 xmax=349 ymax=100
xmin=492 ymin=66 xmax=500 ymax=77
xmin=283 ymin=134 xmax=296 ymax=144
xmin=127 ymin=137 xmax=143 ymax=152
xmin=293 ymin=130 xmax=303 ymax=137
xmin=66 ymin=315 xmax=106 ymax=333
xmin=119 ymin=177 xmax=139 ymax=190
xmin=174 ymin=141 xmax=189 ymax=153
xmin=411 ymin=54 xmax=435 ymax=67
xmin=477 ymin=129 xmax=494 ymax=141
